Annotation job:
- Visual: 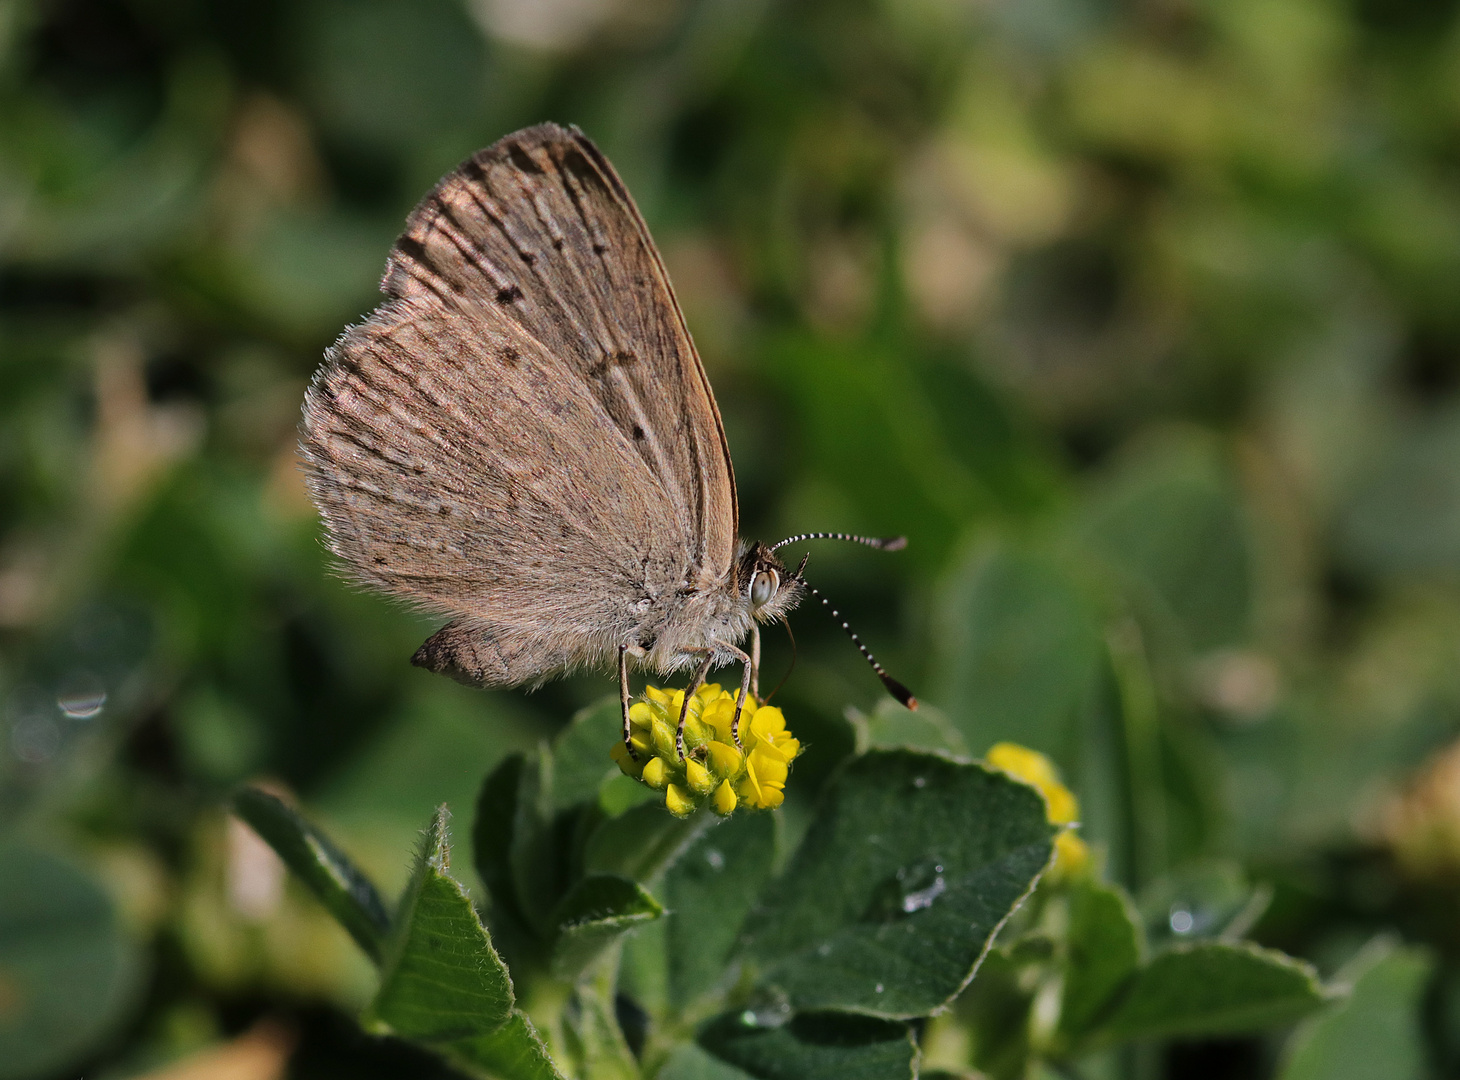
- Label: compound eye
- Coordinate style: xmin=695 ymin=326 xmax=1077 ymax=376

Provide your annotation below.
xmin=750 ymin=569 xmax=779 ymax=608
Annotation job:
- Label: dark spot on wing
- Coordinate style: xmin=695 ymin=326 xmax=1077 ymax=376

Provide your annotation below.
xmin=500 ymin=345 xmax=519 ymax=365
xmin=508 ymin=144 xmax=543 ymax=174
xmin=496 ymin=285 xmax=523 ymax=304
xmin=632 ymin=424 xmax=645 ymax=441
xmin=590 ymin=350 xmax=638 ymax=376
xmin=373 ymin=556 xmax=386 ymax=565
xmin=394 ymin=234 xmax=461 ymax=295
xmin=437 ymin=505 xmax=451 ymax=516
xmin=462 ymin=157 xmax=489 ymax=188
xmin=396 ymin=234 xmax=429 ymax=265
xmin=560 ymin=145 xmax=599 ymax=184
xmin=519 ymin=251 xmax=535 ymax=265
xmin=592 ymin=242 xmax=607 ymax=255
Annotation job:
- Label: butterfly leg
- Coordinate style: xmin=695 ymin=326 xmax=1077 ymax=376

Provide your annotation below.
xmin=619 ymin=645 xmax=636 ymax=759
xmin=676 ymin=653 xmax=716 ymax=761
xmin=749 ymin=623 xmax=761 ymax=701
xmin=725 ymin=645 xmax=754 ymax=750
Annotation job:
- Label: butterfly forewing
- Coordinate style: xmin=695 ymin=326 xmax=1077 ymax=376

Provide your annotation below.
xmin=302 ymin=124 xmax=738 ymax=686
xmin=382 ymin=123 xmax=737 ymax=580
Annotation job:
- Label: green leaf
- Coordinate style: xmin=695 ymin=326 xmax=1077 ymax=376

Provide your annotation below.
xmin=582 ymin=798 xmax=707 ymax=881
xmin=552 ymin=696 xmax=623 ymax=810
xmin=665 ymin=813 xmax=777 ymax=1008
xmin=1093 ymin=941 xmax=1331 ymax=1044
xmin=932 ymin=544 xmax=1101 ymax=756
xmin=1136 ymin=860 xmax=1270 ymax=946
xmin=474 ymin=753 xmax=530 ymax=918
xmin=740 ymin=749 xmax=1054 ymax=1017
xmin=232 ymin=786 xmax=391 ymax=963
xmin=686 ymin=1011 xmax=918 ymax=1080
xmin=1336 ymin=408 xmax=1460 ymax=575
xmin=599 ymin=772 xmax=659 ymax=816
xmin=550 ymin=872 xmax=662 ymax=979
xmin=0 ymin=845 xmax=145 ymax=1080
xmin=1058 ymin=880 xmax=1144 ymax=1041
xmin=509 ymin=748 xmax=579 ymax=938
xmin=450 ymin=1009 xmax=568 ymax=1080
xmin=857 ymin=699 xmax=969 ymax=756
xmin=1278 ymin=937 xmax=1432 ymax=1080
xmin=659 ymin=1043 xmax=756 ymax=1080
xmin=957 ymin=946 xmax=1035 ymax=1080
xmin=1079 ymin=431 xmax=1253 ymax=651
xmin=560 ymin=975 xmax=639 ymax=1080
xmin=365 ymin=806 xmax=515 ymax=1042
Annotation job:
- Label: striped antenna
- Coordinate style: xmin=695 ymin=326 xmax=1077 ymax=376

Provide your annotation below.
xmin=772 ymin=532 xmax=907 ymax=552
xmin=802 ymin=580 xmax=918 ymax=711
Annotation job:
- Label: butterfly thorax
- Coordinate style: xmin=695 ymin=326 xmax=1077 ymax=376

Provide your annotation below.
xmin=636 ymin=541 xmax=802 ymax=675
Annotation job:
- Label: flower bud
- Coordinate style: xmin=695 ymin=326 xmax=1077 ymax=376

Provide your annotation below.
xmin=641 ymin=756 xmax=669 ymax=789
xmin=665 ymin=783 xmax=695 ymax=818
xmin=610 ymin=741 xmax=643 ymax=779
xmin=685 ymin=757 xmax=715 ymax=795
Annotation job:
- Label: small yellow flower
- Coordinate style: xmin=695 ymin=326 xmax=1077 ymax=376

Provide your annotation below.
xmin=609 ymin=684 xmax=801 ymax=817
xmin=738 ymin=734 xmax=793 ymax=809
xmin=707 ymin=740 xmax=743 ymax=778
xmin=985 ymin=742 xmax=1088 ymax=880
xmin=1054 ymin=831 xmax=1090 ymax=878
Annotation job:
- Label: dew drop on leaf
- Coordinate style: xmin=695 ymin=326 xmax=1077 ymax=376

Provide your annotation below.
xmin=56 ymin=672 xmax=107 ymax=720
xmin=901 ymin=874 xmax=946 ymax=913
xmin=739 ymin=996 xmax=792 ymax=1028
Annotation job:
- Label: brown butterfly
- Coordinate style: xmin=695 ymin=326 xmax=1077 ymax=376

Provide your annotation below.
xmin=301 ymin=123 xmax=913 ymax=757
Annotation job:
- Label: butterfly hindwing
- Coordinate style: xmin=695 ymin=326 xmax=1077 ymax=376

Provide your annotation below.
xmin=303 ymin=300 xmax=687 ymax=684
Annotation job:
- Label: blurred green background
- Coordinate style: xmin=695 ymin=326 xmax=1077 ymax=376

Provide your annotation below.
xmin=4 ymin=0 xmax=1460 ymax=1076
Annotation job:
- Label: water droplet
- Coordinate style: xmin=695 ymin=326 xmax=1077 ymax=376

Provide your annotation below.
xmin=874 ymin=983 xmax=884 ymax=994
xmin=1169 ymin=906 xmax=1195 ymax=935
xmin=739 ymin=995 xmax=792 ymax=1028
xmin=897 ymin=858 xmax=948 ymax=913
xmin=866 ymin=858 xmax=951 ymax=920
xmin=901 ymin=874 xmax=946 ymax=913
xmin=912 ymin=776 xmax=926 ymax=788
xmin=56 ymin=672 xmax=106 ymax=720
xmin=817 ymin=943 xmax=832 ymax=957
xmin=705 ymin=848 xmax=725 ymax=871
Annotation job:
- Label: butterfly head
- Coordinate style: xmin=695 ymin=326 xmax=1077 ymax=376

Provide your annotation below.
xmin=736 ymin=541 xmax=804 ymax=623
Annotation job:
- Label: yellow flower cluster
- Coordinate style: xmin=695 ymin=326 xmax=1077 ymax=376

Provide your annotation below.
xmin=609 ymin=684 xmax=802 ymax=817
xmin=985 ymin=742 xmax=1090 ymax=880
